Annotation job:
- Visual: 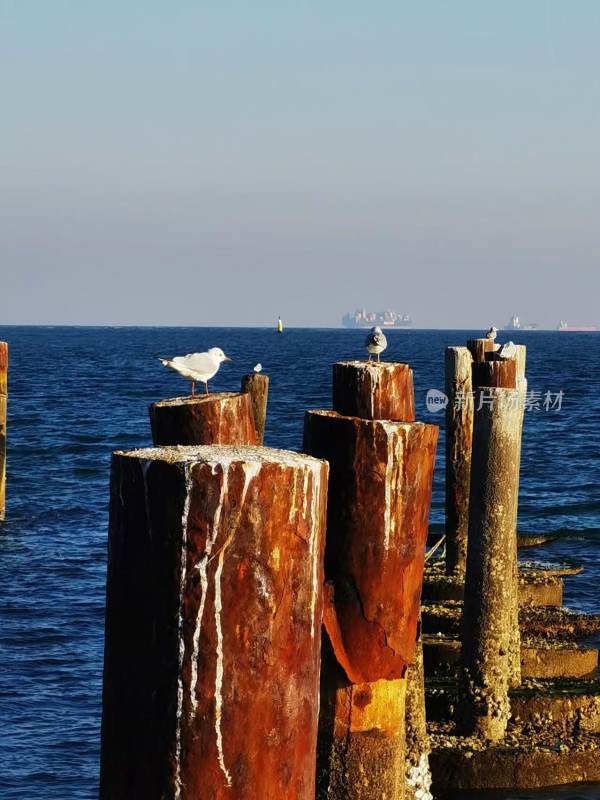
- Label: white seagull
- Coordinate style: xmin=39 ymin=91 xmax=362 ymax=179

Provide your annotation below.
xmin=496 ymin=341 xmax=517 ymax=360
xmin=159 ymin=347 xmax=231 ymax=397
xmin=365 ymin=326 xmax=388 ymax=362
xmin=253 ymin=363 xmax=263 ymax=373
xmin=485 ymin=326 xmax=498 ymax=341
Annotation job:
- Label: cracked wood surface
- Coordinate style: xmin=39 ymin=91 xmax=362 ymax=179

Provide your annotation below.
xmin=304 ymin=410 xmax=438 ymax=682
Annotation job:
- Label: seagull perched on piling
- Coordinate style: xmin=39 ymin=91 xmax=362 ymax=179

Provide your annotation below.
xmin=158 ymin=347 xmax=231 ymax=397
xmin=365 ymin=326 xmax=387 ymax=362
xmin=253 ymin=363 xmax=263 ymax=373
xmin=485 ymin=326 xmax=498 ymax=341
xmin=496 ymin=341 xmax=517 ymax=360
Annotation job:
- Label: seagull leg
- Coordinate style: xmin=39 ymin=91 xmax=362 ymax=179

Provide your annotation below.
xmin=377 ymin=353 xmax=381 ymax=363
xmin=205 ymin=382 xmax=209 ymax=396
xmin=191 ymin=381 xmax=195 ymax=398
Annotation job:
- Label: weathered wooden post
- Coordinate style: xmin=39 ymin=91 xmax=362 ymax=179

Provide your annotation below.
xmin=100 ymin=444 xmax=328 ymax=800
xmin=332 ymin=361 xmax=415 ymax=421
xmin=466 ymin=338 xmax=495 ymax=363
xmin=304 ymin=361 xmax=438 ymax=800
xmin=240 ymin=372 xmax=269 ymax=445
xmin=444 ymin=347 xmax=474 ymax=575
xmin=458 ymin=378 xmax=524 ymax=742
xmin=149 ymin=392 xmax=257 ymax=446
xmin=471 ymin=350 xmax=525 ymax=689
xmin=0 ymin=342 xmax=6 ymax=521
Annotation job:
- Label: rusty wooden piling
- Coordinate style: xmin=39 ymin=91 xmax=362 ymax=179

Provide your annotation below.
xmin=0 ymin=342 xmax=6 ymax=521
xmin=466 ymin=338 xmax=495 ymax=363
xmin=444 ymin=347 xmax=474 ymax=575
xmin=458 ymin=385 xmax=524 ymax=742
xmin=149 ymin=392 xmax=257 ymax=446
xmin=332 ymin=361 xmax=415 ymax=421
xmin=305 ymin=360 xmax=438 ymax=799
xmin=100 ymin=444 xmax=328 ymax=800
xmin=471 ymin=359 xmax=517 ymax=389
xmin=240 ymin=372 xmax=269 ymax=445
xmin=305 ymin=412 xmax=438 ymax=682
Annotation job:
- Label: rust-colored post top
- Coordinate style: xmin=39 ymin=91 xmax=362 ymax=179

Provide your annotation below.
xmin=149 ymin=391 xmax=257 ymax=446
xmin=0 ymin=342 xmax=7 ymax=396
xmin=332 ymin=360 xmax=415 ymax=422
xmin=472 ymin=359 xmax=517 ymax=389
xmin=466 ymin=338 xmax=495 ymax=363
xmin=241 ymin=372 xmax=269 ymax=445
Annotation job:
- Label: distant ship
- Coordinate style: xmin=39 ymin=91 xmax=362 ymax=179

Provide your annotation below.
xmin=504 ymin=315 xmax=540 ymax=331
xmin=342 ymin=309 xmax=412 ymax=329
xmin=277 ymin=316 xmax=284 ymax=333
xmin=557 ymin=320 xmax=598 ymax=332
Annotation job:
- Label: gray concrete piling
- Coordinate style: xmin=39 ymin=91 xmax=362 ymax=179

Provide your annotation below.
xmin=458 ymin=385 xmax=524 ymax=742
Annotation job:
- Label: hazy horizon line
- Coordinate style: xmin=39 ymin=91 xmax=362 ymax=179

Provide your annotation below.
xmin=0 ymin=323 xmax=596 ymax=332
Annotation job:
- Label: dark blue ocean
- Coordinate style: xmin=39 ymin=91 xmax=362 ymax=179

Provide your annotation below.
xmin=0 ymin=327 xmax=598 ymax=800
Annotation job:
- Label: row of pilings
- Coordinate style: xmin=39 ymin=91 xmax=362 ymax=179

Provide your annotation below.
xmin=0 ymin=332 xmax=540 ymax=795
xmin=99 ymin=359 xmax=439 ymax=799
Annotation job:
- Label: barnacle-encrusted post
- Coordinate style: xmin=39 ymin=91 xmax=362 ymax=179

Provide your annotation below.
xmin=458 ymin=382 xmax=524 ymax=742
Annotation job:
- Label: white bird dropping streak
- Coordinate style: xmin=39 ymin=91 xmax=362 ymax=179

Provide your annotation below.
xmin=188 ymin=460 xmax=261 ymax=786
xmin=174 ymin=461 xmax=195 ymax=800
xmin=213 ymin=538 xmax=233 ymax=787
xmin=365 ymin=363 xmax=380 ymax=417
xmin=189 ymin=464 xmax=228 ymax=718
xmin=288 ymin=469 xmax=299 ymax=523
xmin=381 ymin=423 xmax=399 ymax=550
xmin=307 ymin=464 xmax=322 ymax=640
xmin=212 ymin=461 xmax=259 ymax=787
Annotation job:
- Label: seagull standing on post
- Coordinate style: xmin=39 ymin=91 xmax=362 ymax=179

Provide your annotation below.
xmin=496 ymin=341 xmax=517 ymax=360
xmin=365 ymin=326 xmax=388 ymax=362
xmin=158 ymin=347 xmax=231 ymax=397
xmin=485 ymin=326 xmax=498 ymax=342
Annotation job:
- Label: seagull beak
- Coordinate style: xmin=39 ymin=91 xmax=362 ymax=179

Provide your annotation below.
xmin=224 ymin=356 xmax=232 ymax=362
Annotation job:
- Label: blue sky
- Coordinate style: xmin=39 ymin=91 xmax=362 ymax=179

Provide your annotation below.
xmin=2 ymin=1 xmax=599 ymax=326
